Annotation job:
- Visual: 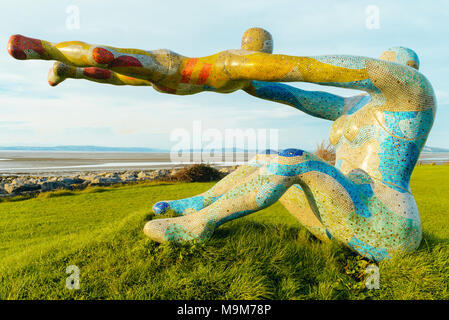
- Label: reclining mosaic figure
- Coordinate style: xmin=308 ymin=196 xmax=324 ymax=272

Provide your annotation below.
xmin=7 ymin=28 xmax=436 ymax=261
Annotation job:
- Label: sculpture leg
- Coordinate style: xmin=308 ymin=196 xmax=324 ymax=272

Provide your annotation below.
xmin=152 ymin=151 xmax=278 ymax=215
xmin=8 ymin=34 xmax=159 ymax=80
xmin=153 ymin=150 xmax=332 ymax=244
xmin=279 ymin=184 xmax=329 ymax=242
xmin=144 ymin=149 xmax=355 ymax=242
xmin=47 ymin=62 xmax=153 ymax=87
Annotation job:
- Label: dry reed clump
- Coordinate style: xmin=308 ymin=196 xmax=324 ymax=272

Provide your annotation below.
xmin=168 ymin=163 xmax=223 ymax=182
xmin=315 ymin=140 xmax=336 ymax=165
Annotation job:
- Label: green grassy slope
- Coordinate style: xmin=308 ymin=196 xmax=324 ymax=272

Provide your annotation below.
xmin=0 ymin=165 xmax=448 ymax=300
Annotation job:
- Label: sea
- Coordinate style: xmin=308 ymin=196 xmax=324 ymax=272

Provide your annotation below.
xmin=0 ymin=150 xmax=448 ymax=176
xmin=0 ymin=151 xmax=254 ymax=176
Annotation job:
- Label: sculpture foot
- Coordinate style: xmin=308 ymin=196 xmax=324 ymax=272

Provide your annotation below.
xmin=7 ymin=34 xmax=46 ymax=60
xmin=152 ymin=196 xmax=209 ymax=216
xmin=143 ymin=215 xmax=215 ymax=244
xmin=48 ymin=62 xmax=71 ymax=86
xmin=152 ymin=201 xmax=173 ymax=215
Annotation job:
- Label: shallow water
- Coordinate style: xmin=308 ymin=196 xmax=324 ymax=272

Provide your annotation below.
xmin=0 ymin=151 xmax=447 ymax=176
xmin=0 ymin=151 xmax=252 ymax=175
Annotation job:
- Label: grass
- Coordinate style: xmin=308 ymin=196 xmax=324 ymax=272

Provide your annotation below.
xmin=0 ymin=165 xmax=448 ymax=300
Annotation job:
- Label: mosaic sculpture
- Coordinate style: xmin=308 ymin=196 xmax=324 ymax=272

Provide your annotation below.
xmin=7 ymin=28 xmax=436 ymax=261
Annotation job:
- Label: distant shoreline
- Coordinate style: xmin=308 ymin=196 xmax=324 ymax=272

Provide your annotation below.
xmin=0 ymin=150 xmax=447 ymax=176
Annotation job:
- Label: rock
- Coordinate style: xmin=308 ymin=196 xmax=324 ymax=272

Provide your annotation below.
xmin=61 ymin=177 xmax=85 ymax=185
xmin=120 ymin=175 xmax=137 ymax=182
xmin=82 ymin=175 xmax=101 ymax=183
xmin=103 ymin=172 xmax=120 ymax=178
xmin=155 ymin=169 xmax=169 ymax=177
xmin=41 ymin=181 xmax=70 ymax=192
xmin=137 ymin=171 xmax=153 ymax=180
xmin=12 ymin=178 xmax=27 ymax=185
xmin=4 ymin=182 xmax=41 ymax=194
xmin=120 ymin=171 xmax=137 ymax=182
xmin=89 ymin=176 xmax=122 ymax=185
xmin=147 ymin=171 xmax=158 ymax=179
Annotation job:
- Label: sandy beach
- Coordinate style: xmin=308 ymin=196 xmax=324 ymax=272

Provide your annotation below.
xmin=0 ymin=150 xmax=447 ymax=176
xmin=0 ymin=151 xmax=254 ymax=176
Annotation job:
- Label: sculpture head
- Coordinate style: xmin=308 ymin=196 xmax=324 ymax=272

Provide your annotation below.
xmin=241 ymin=27 xmax=273 ymax=53
xmin=379 ymin=46 xmax=420 ymax=70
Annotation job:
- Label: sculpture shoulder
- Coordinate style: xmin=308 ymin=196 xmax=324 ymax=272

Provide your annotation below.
xmin=366 ymin=60 xmax=436 ymax=111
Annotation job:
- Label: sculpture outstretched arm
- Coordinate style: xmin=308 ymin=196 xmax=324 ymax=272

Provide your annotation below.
xmin=224 ymin=53 xmax=431 ymax=102
xmin=47 ymin=62 xmax=153 ymax=87
xmin=243 ymin=81 xmax=368 ymax=121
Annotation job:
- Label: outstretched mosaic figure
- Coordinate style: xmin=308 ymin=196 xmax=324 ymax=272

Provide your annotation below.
xmin=8 ymin=28 xmax=436 ymax=261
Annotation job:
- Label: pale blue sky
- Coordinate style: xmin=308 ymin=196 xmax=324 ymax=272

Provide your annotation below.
xmin=1 ymin=0 xmax=448 ymax=150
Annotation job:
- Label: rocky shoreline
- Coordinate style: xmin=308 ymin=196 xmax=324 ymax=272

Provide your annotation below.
xmin=0 ymin=167 xmax=233 ymax=197
xmin=1 ymin=160 xmax=447 ymax=198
